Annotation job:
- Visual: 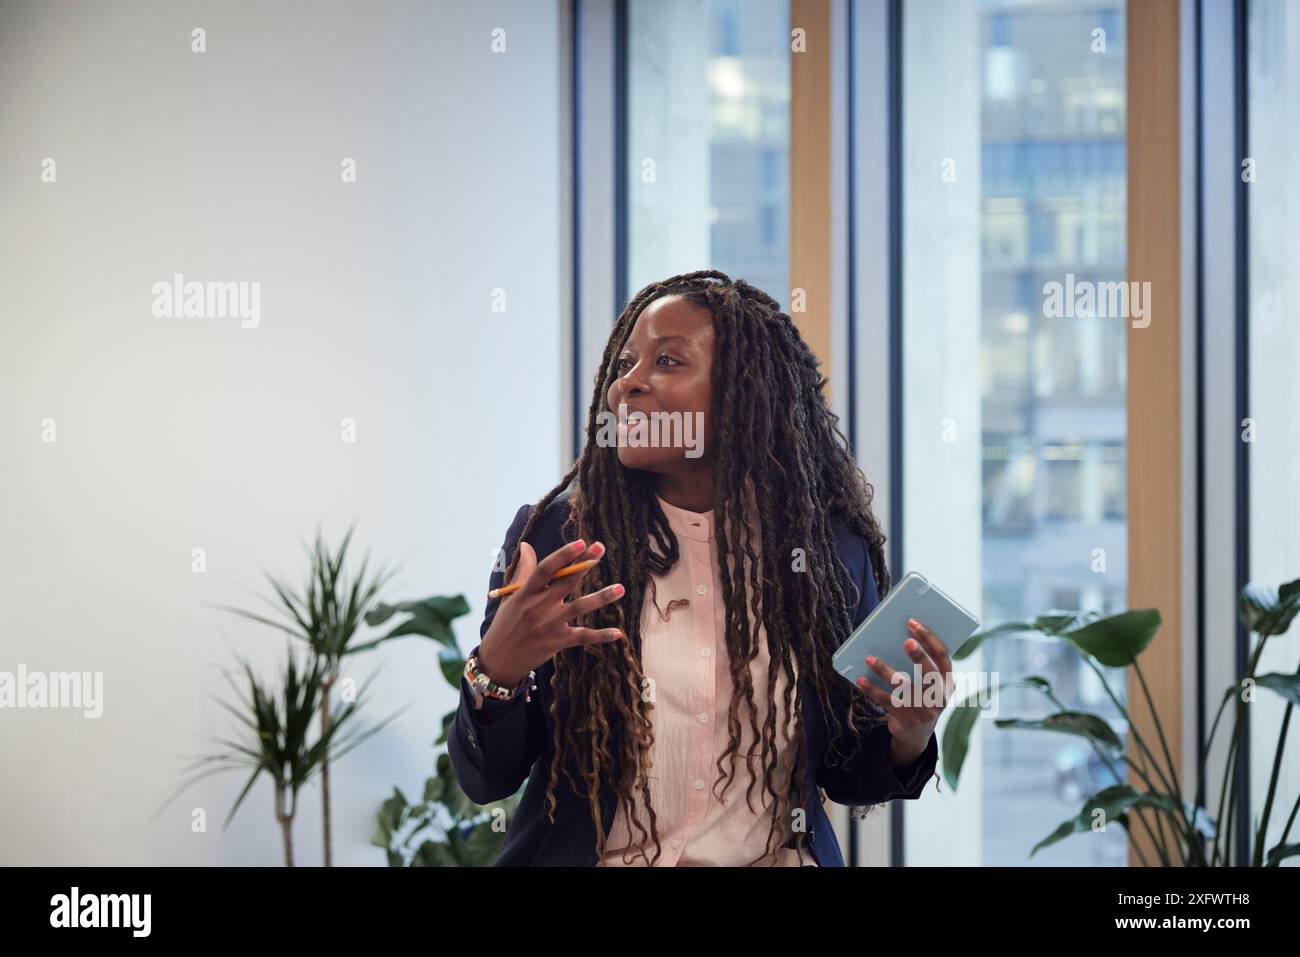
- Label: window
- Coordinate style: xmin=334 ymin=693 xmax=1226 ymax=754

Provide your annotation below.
xmin=1043 ymin=445 xmax=1084 ymax=522
xmin=983 ymin=435 xmax=1036 ymax=534
xmin=903 ymin=0 xmax=1128 ymax=866
xmin=626 ymin=0 xmax=790 ymax=303
xmin=1099 ymin=443 xmax=1124 ymax=521
xmin=1246 ymin=0 xmax=1300 ymax=867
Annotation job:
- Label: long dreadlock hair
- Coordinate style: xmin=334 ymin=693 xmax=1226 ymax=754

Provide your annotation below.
xmin=501 ymin=269 xmax=893 ymax=866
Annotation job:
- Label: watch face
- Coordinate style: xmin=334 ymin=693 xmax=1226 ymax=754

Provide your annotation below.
xmin=465 ymin=675 xmax=485 ymax=708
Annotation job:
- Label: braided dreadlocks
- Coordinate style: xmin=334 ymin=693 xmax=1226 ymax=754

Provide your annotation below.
xmin=501 ymin=269 xmax=892 ymax=866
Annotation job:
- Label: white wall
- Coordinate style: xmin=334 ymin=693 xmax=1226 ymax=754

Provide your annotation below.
xmin=0 ymin=0 xmax=567 ymax=865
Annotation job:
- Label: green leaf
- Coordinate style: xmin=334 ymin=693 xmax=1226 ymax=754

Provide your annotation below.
xmin=953 ymin=612 xmax=1082 ymax=660
xmin=424 ymin=773 xmax=447 ymax=805
xmin=434 ymin=712 xmax=455 ymax=747
xmin=360 ymin=595 xmax=472 ymax=652
xmin=1032 ymin=612 xmax=1085 ymax=634
xmin=1265 ymin=842 xmax=1300 ymax=867
xmin=1063 ymin=609 xmax=1161 ymax=667
xmin=1238 ymin=577 xmax=1300 ymax=636
xmin=367 ymin=594 xmax=470 ymax=627
xmin=439 ymin=651 xmax=467 ymax=688
xmin=994 ymin=710 xmax=1124 ymax=752
xmin=1255 ymin=672 xmax=1300 ymax=706
xmin=370 ymin=813 xmax=392 ymax=848
xmin=940 ymin=695 xmax=989 ymax=790
xmin=953 ymin=622 xmax=1036 ymax=660
xmin=437 ymin=754 xmax=473 ymax=819
xmin=463 ymin=819 xmax=506 ymax=866
xmin=941 ymin=678 xmax=1054 ymax=790
xmin=416 ymin=839 xmax=458 ymax=867
xmin=380 ymin=787 xmax=408 ymax=833
xmin=1030 ymin=785 xmax=1175 ymax=856
xmin=387 ymin=610 xmax=455 ymax=645
xmin=1020 ymin=675 xmax=1054 ymax=693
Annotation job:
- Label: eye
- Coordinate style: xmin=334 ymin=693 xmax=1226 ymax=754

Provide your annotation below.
xmin=614 ymin=353 xmax=680 ymax=374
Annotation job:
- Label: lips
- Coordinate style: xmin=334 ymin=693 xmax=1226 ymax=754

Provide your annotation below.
xmin=616 ymin=404 xmax=651 ymax=426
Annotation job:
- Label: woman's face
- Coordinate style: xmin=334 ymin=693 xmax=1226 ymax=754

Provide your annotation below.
xmin=604 ymin=294 xmax=717 ymax=476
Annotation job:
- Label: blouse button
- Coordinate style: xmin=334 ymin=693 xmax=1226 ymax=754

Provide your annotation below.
xmin=696 ymin=584 xmax=708 ymax=596
xmin=698 ymin=713 xmax=709 ymax=723
xmin=700 ymin=647 xmax=711 ymax=658
xmin=693 ymin=779 xmax=705 ymax=790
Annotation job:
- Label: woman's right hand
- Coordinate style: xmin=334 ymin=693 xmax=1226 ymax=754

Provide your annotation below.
xmin=476 ymin=538 xmax=626 ymax=687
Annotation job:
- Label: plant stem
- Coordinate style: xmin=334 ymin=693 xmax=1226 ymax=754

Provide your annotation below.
xmin=321 ymin=666 xmax=336 ymax=868
xmin=1080 ymin=657 xmax=1185 ymax=863
xmin=1044 ymin=688 xmax=1169 ymax=865
xmin=1276 ymin=791 xmax=1300 ymax=850
xmin=1198 ymin=689 xmax=1233 ymax=778
xmin=1125 ymin=762 xmax=1173 ymax=864
xmin=1211 ymin=627 xmax=1273 ymax=865
xmin=1251 ymin=700 xmax=1291 ymax=866
xmin=1123 ymin=722 xmax=1175 ymax=863
xmin=1224 ymin=764 xmax=1238 ymax=865
xmin=1212 ymin=710 xmax=1244 ymax=866
xmin=1195 ymin=687 xmax=1235 ymax=846
xmin=1131 ymin=657 xmax=1199 ymax=864
xmin=276 ymin=784 xmax=295 ymax=867
xmin=1128 ymin=829 xmax=1154 ymax=868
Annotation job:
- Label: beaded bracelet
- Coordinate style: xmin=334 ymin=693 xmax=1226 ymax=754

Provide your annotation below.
xmin=464 ymin=652 xmax=536 ymax=705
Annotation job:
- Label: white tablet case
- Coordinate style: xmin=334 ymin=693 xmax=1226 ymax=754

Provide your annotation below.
xmin=833 ymin=571 xmax=981 ymax=695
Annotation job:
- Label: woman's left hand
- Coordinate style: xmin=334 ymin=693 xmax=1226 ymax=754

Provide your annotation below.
xmin=854 ymin=617 xmax=955 ymax=755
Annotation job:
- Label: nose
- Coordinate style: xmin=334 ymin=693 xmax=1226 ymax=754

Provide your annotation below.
xmin=617 ymin=357 xmax=650 ymax=397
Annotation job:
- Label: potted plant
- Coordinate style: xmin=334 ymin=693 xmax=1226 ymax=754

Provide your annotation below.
xmin=941 ymin=576 xmax=1299 ymax=866
xmin=372 ymin=617 xmax=523 ymax=866
xmin=156 ymin=524 xmax=471 ymax=865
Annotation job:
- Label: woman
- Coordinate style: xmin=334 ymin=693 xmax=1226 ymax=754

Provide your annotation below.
xmin=450 ymin=269 xmax=952 ymax=866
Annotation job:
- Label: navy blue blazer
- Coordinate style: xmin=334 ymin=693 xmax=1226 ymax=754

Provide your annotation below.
xmin=448 ymin=489 xmax=939 ymax=866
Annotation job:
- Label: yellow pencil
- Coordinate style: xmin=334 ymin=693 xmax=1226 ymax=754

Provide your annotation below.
xmin=487 ymin=559 xmax=599 ymax=600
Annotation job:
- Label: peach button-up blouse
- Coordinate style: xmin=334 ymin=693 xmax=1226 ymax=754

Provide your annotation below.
xmin=595 ymin=491 xmax=814 ymax=867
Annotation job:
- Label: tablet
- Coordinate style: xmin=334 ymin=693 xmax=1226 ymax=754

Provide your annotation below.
xmin=832 ymin=571 xmax=981 ymax=696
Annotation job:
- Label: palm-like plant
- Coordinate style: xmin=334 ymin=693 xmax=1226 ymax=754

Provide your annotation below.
xmin=154 ymin=645 xmax=395 ymax=865
xmin=211 ymin=525 xmax=392 ymax=865
xmin=942 ymin=575 xmax=1300 ymax=867
xmin=211 ymin=524 xmax=472 ymax=865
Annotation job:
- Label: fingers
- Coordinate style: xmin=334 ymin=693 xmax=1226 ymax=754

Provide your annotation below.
xmin=562 ymin=626 xmax=626 ymax=650
xmin=854 ymin=674 xmax=896 ymax=712
xmin=560 ymin=582 xmax=625 ymax=622
xmin=525 ymin=538 xmax=590 ymax=596
xmin=511 ymin=540 xmax=537 ymax=585
xmin=855 ymin=622 xmax=957 ymax=718
xmin=907 ymin=619 xmax=957 ymax=704
xmin=858 ymin=656 xmax=908 ymax=711
xmin=902 ymin=629 xmax=940 ymax=682
xmin=864 ymin=652 xmax=906 ymax=693
xmin=908 ymin=618 xmax=953 ymax=676
xmin=548 ymin=542 xmax=612 ymax=621
xmin=559 ymin=541 xmax=606 ymax=601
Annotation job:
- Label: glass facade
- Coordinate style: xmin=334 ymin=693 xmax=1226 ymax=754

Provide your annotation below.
xmin=1246 ymin=0 xmax=1300 ymax=867
xmin=618 ymin=0 xmax=1294 ymax=868
xmin=904 ymin=0 xmax=1129 ymax=865
xmin=626 ymin=0 xmax=790 ymax=304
